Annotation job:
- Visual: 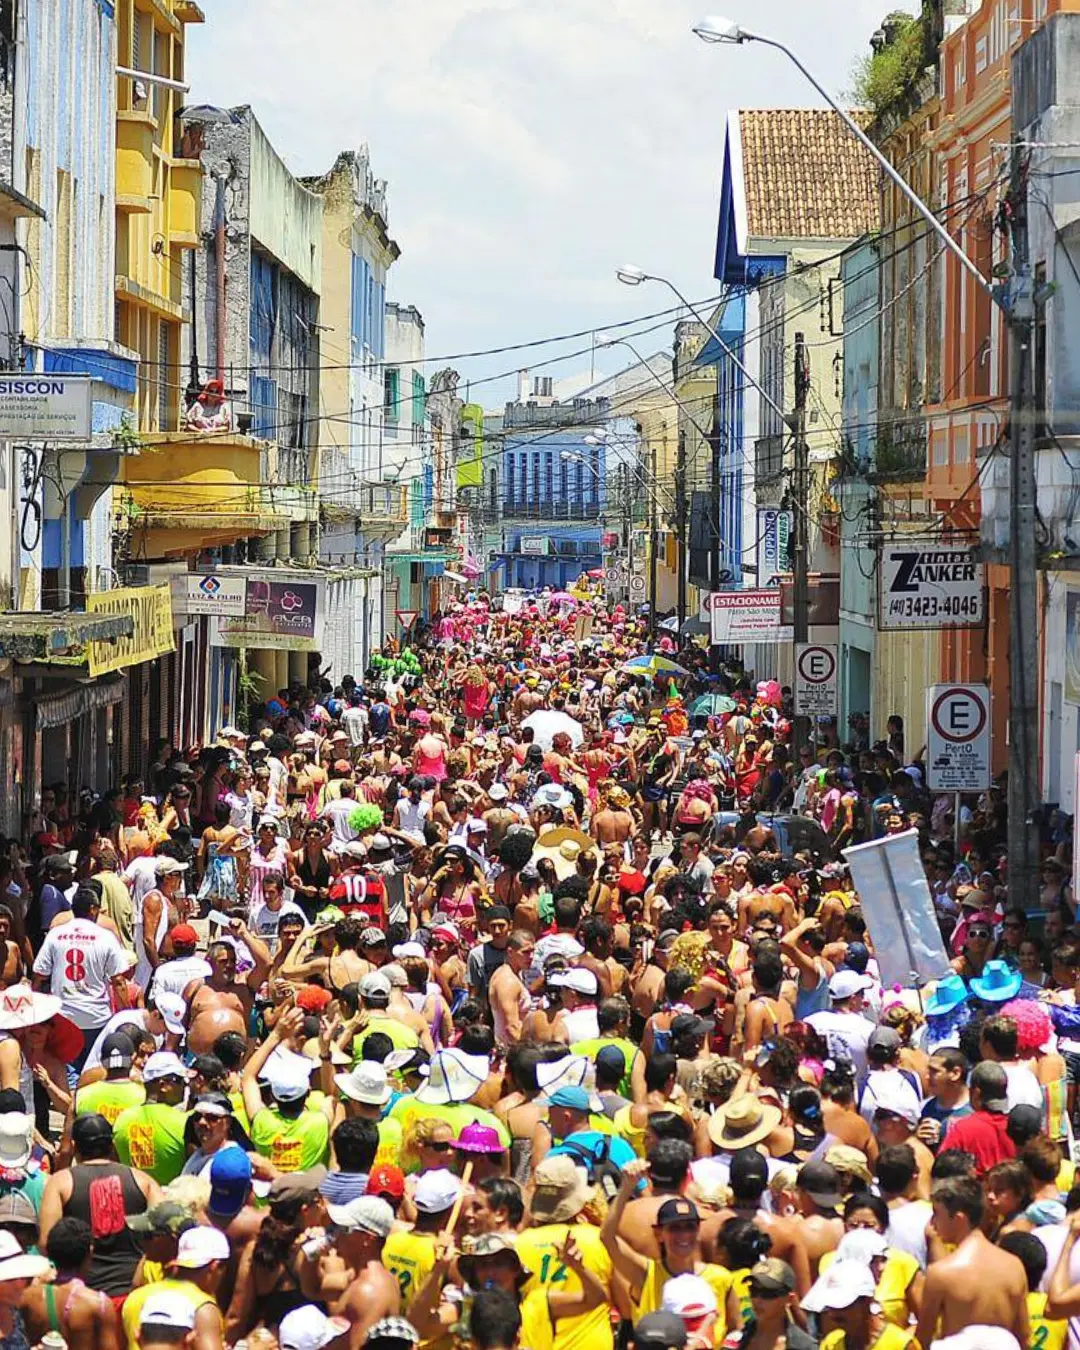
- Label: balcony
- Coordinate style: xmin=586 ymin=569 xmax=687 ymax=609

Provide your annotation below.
xmin=119 ymin=430 xmax=293 ymax=558
xmin=168 ymin=158 xmax=202 ymax=247
xmin=981 ymin=435 xmax=1080 ymax=564
xmin=116 ymin=112 xmax=155 ymax=211
xmin=869 ymin=420 xmax=927 ymax=484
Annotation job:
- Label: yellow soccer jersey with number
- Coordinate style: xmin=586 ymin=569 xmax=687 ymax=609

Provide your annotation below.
xmin=516 ymin=1223 xmax=614 ymax=1350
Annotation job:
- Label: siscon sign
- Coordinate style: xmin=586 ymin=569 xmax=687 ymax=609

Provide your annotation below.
xmin=86 ymin=585 xmax=175 ymax=676
xmin=878 ymin=542 xmax=985 ymax=631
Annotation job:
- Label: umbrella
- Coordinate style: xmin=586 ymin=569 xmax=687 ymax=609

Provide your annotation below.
xmin=587 ymin=569 xmax=605 ymax=579
xmin=659 ymin=616 xmax=680 ymax=632
xmin=622 ymin=654 xmax=691 ymax=679
xmin=549 ymin=591 xmax=577 ymax=604
xmin=688 ymin=693 xmax=738 ymax=717
xmin=522 ymin=709 xmax=585 ymax=751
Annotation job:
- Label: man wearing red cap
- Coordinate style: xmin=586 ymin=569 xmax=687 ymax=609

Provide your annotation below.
xmin=149 ymin=925 xmax=211 ymax=1003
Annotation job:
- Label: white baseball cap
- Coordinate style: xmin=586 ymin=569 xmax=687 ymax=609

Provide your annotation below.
xmin=279 ymin=1305 xmax=351 ymax=1350
xmin=325 ymin=1195 xmax=394 ymax=1237
xmin=139 ymin=1292 xmax=198 ymax=1330
xmin=488 ymin=783 xmax=509 ymax=801
xmin=413 ymin=1168 xmax=462 ymax=1215
xmin=142 ymin=1051 xmax=191 ymax=1083
xmin=174 ymin=1225 xmax=230 ymax=1268
xmin=265 ymin=1056 xmax=313 ymax=1104
xmin=549 ymin=968 xmax=598 ymax=996
xmin=0 ymin=1231 xmax=49 ymax=1281
xmin=801 ymin=1261 xmax=877 ymax=1313
xmin=153 ymin=993 xmax=187 ymax=1036
xmin=829 ymin=970 xmax=873 ymax=1001
xmin=662 ymin=1273 xmax=719 ymax=1318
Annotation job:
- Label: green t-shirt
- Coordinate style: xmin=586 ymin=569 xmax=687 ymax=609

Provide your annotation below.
xmin=250 ymin=1104 xmax=330 ymax=1172
xmin=75 ymin=1079 xmax=146 ymax=1128
xmin=351 ymin=1015 xmax=420 ymax=1061
xmin=113 ymin=1101 xmax=188 ymax=1185
xmin=571 ymin=1036 xmax=641 ymax=1100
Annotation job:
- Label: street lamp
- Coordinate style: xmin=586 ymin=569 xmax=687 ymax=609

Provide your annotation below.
xmin=690 ymin=17 xmax=995 ymax=299
xmin=692 ymin=15 xmax=1038 ymax=909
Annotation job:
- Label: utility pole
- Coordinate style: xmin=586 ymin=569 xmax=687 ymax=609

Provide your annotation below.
xmin=649 ymin=445 xmax=659 ymax=643
xmin=675 ymin=427 xmax=688 ymax=629
xmin=1007 ymin=146 xmax=1041 ymax=912
xmin=791 ymin=332 xmax=811 ymax=756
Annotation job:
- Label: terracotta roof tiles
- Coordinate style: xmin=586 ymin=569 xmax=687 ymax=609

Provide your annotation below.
xmin=739 ymin=109 xmax=880 ymax=242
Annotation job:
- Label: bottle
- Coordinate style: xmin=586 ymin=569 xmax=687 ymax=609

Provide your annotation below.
xmin=41 ymin=1334 xmax=67 ymax=1350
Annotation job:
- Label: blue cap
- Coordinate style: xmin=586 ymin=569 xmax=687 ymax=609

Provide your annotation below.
xmin=208 ymin=1147 xmax=252 ymax=1218
xmin=548 ymin=1085 xmax=591 ymax=1112
xmin=843 ymin=942 xmax=870 ymax=975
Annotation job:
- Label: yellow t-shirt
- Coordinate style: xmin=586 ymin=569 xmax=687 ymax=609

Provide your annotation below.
xmin=384 ymin=1228 xmax=437 ymax=1306
xmin=520 ymin=1288 xmax=556 ymax=1350
xmin=250 ymin=1103 xmax=330 ymax=1171
xmin=611 ymin=1105 xmax=647 ymax=1158
xmin=112 ymin=1102 xmax=188 ymax=1186
xmin=571 ymin=1037 xmax=641 ymax=1098
xmin=517 ymin=1223 xmax=614 ymax=1350
xmin=353 ymin=1017 xmax=421 ymax=1058
xmin=819 ymin=1327 xmax=914 ymax=1350
xmin=818 ymin=1247 xmax=920 ymax=1328
xmin=75 ymin=1079 xmax=146 ymax=1127
xmin=1029 ymin=1290 xmax=1068 ymax=1350
xmin=375 ymin=1116 xmax=404 ymax=1169
xmin=635 ymin=1260 xmax=732 ymax=1345
xmin=122 ymin=1279 xmax=218 ymax=1350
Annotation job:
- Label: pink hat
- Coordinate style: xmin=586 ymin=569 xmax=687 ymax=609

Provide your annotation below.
xmin=454 ymin=1123 xmax=506 ymax=1154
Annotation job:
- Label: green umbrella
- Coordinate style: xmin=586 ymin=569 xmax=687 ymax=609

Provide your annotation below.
xmin=688 ymin=693 xmax=737 ymax=717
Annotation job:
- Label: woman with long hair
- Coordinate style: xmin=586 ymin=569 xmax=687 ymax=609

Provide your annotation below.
xmin=225 ymin=1178 xmax=326 ymax=1339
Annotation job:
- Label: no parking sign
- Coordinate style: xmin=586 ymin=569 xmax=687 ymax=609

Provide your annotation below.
xmin=926 ymin=683 xmax=991 ymax=791
xmin=795 ymin=644 xmax=838 ymax=716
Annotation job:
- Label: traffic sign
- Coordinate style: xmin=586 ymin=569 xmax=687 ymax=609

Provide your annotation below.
xmin=795 ymin=644 xmax=838 ymax=717
xmin=926 ymin=683 xmax=991 ymax=791
xmin=629 ymin=575 xmax=646 ymax=596
xmin=395 ymin=609 xmax=420 ymax=629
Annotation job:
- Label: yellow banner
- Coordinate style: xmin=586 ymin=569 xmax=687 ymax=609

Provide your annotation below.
xmin=86 ymin=584 xmax=175 ymax=676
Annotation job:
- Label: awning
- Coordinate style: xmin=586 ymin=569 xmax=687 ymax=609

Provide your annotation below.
xmin=35 ymin=676 xmax=125 ymax=730
xmin=0 ymin=611 xmax=134 ymax=662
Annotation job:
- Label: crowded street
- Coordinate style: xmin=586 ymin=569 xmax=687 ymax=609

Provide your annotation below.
xmin=0 ymin=587 xmax=1067 ymax=1350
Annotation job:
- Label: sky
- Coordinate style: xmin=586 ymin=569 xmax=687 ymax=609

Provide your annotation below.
xmin=186 ymin=0 xmax=904 ymax=407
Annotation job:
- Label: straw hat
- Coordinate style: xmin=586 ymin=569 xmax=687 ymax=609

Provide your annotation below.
xmin=532 ymin=827 xmax=599 ymax=880
xmin=707 ymin=1095 xmax=782 ymax=1150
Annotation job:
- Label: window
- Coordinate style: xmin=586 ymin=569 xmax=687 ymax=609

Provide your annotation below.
xmin=385 ymin=368 xmax=400 ymax=424
xmin=532 ymin=452 xmax=541 ymax=508
xmin=506 ymin=454 xmax=515 ymax=510
xmin=545 ymin=453 xmax=554 ymax=502
xmin=489 ymin=467 xmax=497 ymax=517
xmin=157 ymin=320 xmax=171 ymax=430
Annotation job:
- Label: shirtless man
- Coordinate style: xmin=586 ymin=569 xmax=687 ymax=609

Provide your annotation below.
xmin=591 ymin=787 xmax=636 ymax=848
xmin=183 ymin=928 xmax=271 ymax=1056
xmin=630 ymin=930 xmax=676 ymax=1036
xmin=578 ymin=918 xmax=628 ymax=998
xmin=0 ymin=907 xmax=27 ymax=987
xmin=482 ymin=786 xmax=520 ymax=852
xmin=617 ymin=1139 xmax=695 ymax=1261
xmin=512 ymin=681 xmax=544 ymax=725
xmin=793 ymin=1161 xmax=845 ymax=1277
xmin=737 ymin=871 xmax=796 ymax=936
xmin=304 ymin=1196 xmax=400 ymax=1350
xmin=916 ymin=1176 xmax=1029 ymax=1349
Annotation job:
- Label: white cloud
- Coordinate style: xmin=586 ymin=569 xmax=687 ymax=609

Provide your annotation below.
xmin=187 ymin=0 xmax=902 ymax=396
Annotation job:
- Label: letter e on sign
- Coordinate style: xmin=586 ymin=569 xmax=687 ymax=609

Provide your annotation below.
xmin=926 ymin=684 xmax=991 ymax=792
xmin=795 ymin=644 xmax=838 ymax=718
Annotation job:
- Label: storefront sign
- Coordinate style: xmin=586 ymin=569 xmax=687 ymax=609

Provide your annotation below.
xmin=707 ymin=590 xmax=794 ymax=645
xmin=519 ymin=537 xmax=548 ymax=555
xmin=213 ymin=574 xmax=325 ymax=652
xmin=86 ymin=585 xmax=175 ymax=676
xmin=756 ymin=506 xmax=792 ymax=587
xmin=0 ymin=376 xmax=92 ymax=440
xmin=182 ymin=574 xmax=248 ymax=617
xmin=878 ymin=542 xmax=985 ymax=630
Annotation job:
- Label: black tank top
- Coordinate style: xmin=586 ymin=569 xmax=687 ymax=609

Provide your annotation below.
xmin=65 ymin=1162 xmax=148 ymax=1296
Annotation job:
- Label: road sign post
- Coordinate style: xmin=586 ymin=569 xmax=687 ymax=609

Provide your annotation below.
xmin=926 ymin=684 xmax=991 ymax=792
xmin=794 ymin=644 xmax=838 ymax=719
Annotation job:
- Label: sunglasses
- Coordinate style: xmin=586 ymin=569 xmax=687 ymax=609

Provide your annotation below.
xmin=749 ymin=1285 xmax=786 ymax=1300
xmin=425 ymin=1139 xmax=453 ymax=1152
xmin=192 ymin=1112 xmax=225 ymax=1125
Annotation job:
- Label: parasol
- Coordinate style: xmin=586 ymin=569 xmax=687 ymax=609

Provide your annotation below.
xmin=688 ymin=693 xmax=738 ymax=717
xmin=549 ymin=591 xmax=577 ymax=604
xmin=521 ymin=709 xmax=585 ymax=750
xmin=622 ymin=654 xmax=691 ymax=679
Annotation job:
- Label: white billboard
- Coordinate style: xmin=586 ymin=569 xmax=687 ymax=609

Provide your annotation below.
xmin=878 ymin=542 xmax=985 ymax=630
xmin=0 ymin=376 xmax=92 ymax=440
xmin=708 ymin=589 xmax=794 ymax=645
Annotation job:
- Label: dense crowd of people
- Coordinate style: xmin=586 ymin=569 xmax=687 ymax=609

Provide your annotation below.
xmin=0 ymin=586 xmax=1075 ymax=1350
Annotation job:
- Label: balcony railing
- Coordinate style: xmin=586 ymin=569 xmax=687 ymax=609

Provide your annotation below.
xmin=869 ymin=421 xmax=928 ymax=483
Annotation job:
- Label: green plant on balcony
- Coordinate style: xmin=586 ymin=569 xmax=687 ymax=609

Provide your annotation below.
xmin=111 ymin=413 xmax=140 ymax=453
xmin=871 ymin=420 xmax=927 ymax=481
xmin=851 ymin=10 xmax=928 ymax=116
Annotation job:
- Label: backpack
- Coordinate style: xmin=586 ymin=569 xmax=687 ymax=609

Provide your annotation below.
xmin=557 ymin=1135 xmax=623 ymax=1202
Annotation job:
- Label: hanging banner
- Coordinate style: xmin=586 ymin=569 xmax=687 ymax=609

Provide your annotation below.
xmin=86 ymin=585 xmax=175 ymax=676
xmin=212 ymin=574 xmax=325 ymax=652
xmin=707 ymin=590 xmax=794 ymax=645
xmin=756 ymin=506 xmax=792 ymax=587
xmin=180 ymin=574 xmax=248 ymax=617
xmin=843 ymin=829 xmax=950 ymax=990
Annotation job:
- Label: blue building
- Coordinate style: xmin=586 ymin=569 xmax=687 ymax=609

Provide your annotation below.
xmin=491 ymin=384 xmax=609 ymax=589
